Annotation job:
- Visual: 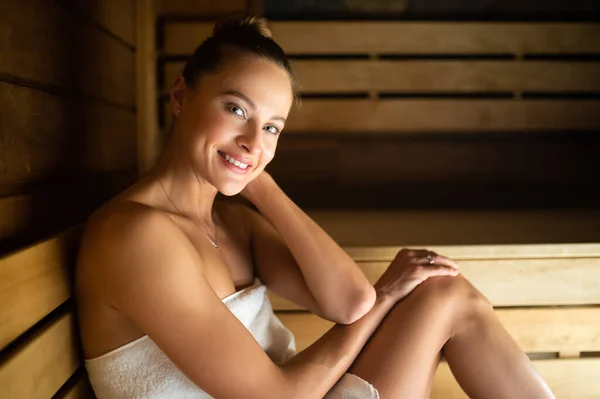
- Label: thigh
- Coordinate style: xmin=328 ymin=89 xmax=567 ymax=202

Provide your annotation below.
xmin=348 ymin=276 xmax=463 ymax=399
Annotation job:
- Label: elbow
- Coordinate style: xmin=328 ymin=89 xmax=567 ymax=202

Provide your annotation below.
xmin=335 ymin=285 xmax=376 ymax=325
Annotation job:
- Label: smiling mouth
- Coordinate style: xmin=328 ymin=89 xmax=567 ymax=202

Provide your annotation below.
xmin=217 ymin=150 xmax=251 ymax=170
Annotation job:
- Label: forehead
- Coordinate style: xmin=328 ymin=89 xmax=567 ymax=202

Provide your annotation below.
xmin=198 ymin=55 xmax=294 ymax=116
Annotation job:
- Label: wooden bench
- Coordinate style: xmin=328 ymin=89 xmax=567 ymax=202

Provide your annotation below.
xmin=2 ymin=210 xmax=600 ymax=398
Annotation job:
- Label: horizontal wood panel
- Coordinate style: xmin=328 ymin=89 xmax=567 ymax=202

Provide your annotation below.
xmin=286 ymin=100 xmax=600 ymax=133
xmin=162 ymin=99 xmax=600 ymax=132
xmin=54 ymin=368 xmax=95 ymax=399
xmin=0 ymin=311 xmax=80 ymax=399
xmin=432 ymin=358 xmax=600 ymax=399
xmin=308 ymin=210 xmax=600 ymax=247
xmin=277 ymin=308 xmax=600 ymax=352
xmin=1 ymin=82 xmax=136 ymax=194
xmin=0 ymin=228 xmax=80 ymax=350
xmin=0 ymin=0 xmax=135 ymax=106
xmin=164 ymin=22 xmax=600 ymax=55
xmin=271 ymin=135 xmax=600 ymax=186
xmin=344 ymin=244 xmax=600 ymax=262
xmin=270 ymin=257 xmax=600 ymax=309
xmin=164 ymin=60 xmax=600 ymax=93
xmin=59 ymin=0 xmax=136 ymax=47
xmin=0 ymin=169 xmax=136 ymax=251
xmin=160 ymin=0 xmax=248 ymax=16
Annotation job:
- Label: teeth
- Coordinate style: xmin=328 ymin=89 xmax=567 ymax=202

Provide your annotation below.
xmin=220 ymin=151 xmax=249 ymax=170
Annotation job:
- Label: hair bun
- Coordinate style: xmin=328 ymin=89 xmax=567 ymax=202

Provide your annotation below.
xmin=213 ymin=12 xmax=272 ymax=39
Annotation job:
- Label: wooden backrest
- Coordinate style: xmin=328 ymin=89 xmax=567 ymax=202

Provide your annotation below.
xmin=0 ymin=229 xmax=94 ymax=398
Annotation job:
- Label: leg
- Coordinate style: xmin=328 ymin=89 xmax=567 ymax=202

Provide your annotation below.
xmin=348 ymin=275 xmax=555 ymax=399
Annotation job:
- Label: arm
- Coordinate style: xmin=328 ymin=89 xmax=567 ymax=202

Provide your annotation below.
xmin=242 ymin=172 xmax=375 ymax=324
xmin=84 ymin=203 xmax=396 ymax=399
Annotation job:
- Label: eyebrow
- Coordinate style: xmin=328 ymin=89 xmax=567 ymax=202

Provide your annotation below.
xmin=221 ymin=90 xmax=287 ymax=124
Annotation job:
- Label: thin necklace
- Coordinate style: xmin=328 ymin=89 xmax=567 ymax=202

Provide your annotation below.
xmin=154 ymin=176 xmax=219 ymax=249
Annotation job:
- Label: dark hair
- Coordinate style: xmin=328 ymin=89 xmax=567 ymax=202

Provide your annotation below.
xmin=181 ymin=13 xmax=297 ymax=102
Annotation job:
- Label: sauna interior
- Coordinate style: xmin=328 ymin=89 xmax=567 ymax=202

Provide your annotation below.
xmin=1 ymin=0 xmax=599 ymax=397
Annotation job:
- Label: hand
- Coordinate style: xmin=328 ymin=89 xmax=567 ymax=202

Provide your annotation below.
xmin=374 ymin=249 xmax=460 ymax=303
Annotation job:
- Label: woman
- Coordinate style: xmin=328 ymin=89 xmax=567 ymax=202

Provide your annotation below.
xmin=76 ymin=14 xmax=555 ymax=399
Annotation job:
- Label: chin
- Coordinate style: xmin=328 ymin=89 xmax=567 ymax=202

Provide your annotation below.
xmin=215 ymin=181 xmax=246 ymax=197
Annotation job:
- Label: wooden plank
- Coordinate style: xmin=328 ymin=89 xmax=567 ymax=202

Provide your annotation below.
xmin=0 ymin=311 xmax=81 ymax=399
xmin=285 ymin=99 xmax=600 ymax=133
xmin=162 ymin=98 xmax=600 ymax=133
xmin=59 ymin=0 xmax=136 ymax=47
xmin=0 ymin=0 xmax=135 ymax=106
xmin=344 ymin=244 xmax=600 ymax=262
xmin=277 ymin=308 xmax=600 ymax=353
xmin=0 ymin=228 xmax=80 ymax=351
xmin=270 ymin=257 xmax=600 ymax=309
xmin=165 ymin=61 xmax=600 ymax=94
xmin=137 ymin=0 xmax=161 ymax=175
xmin=432 ymin=358 xmax=600 ymax=399
xmin=160 ymin=0 xmax=248 ymax=16
xmin=0 ymin=170 xmax=136 ymax=247
xmin=164 ymin=22 xmax=600 ymax=56
xmin=0 ymin=82 xmax=137 ymax=194
xmin=307 ymin=210 xmax=600 ymax=247
xmin=53 ymin=368 xmax=95 ymax=399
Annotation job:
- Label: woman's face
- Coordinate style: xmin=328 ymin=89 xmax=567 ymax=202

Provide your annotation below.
xmin=172 ymin=55 xmax=293 ymax=196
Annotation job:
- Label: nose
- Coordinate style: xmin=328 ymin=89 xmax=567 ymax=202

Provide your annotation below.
xmin=237 ymin=125 xmax=262 ymax=155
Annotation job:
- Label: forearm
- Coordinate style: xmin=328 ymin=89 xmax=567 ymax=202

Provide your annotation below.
xmin=278 ymin=294 xmax=395 ymax=399
xmin=247 ymin=177 xmax=374 ymax=322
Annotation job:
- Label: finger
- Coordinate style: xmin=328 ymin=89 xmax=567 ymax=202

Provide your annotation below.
xmin=417 ymin=251 xmax=460 ymax=270
xmin=422 ymin=264 xmax=460 ymax=277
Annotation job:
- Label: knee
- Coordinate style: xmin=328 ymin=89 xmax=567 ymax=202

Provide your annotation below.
xmin=414 ymin=274 xmax=493 ymax=322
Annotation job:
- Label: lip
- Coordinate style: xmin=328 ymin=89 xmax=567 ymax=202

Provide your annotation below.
xmin=217 ymin=150 xmax=253 ymax=175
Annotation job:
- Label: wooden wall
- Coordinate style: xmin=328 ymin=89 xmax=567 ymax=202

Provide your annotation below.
xmin=0 ymin=0 xmax=138 ymax=255
xmin=159 ymin=20 xmax=600 ymax=210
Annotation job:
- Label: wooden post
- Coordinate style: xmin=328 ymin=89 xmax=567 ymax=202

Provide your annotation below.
xmin=136 ymin=0 xmax=160 ymax=175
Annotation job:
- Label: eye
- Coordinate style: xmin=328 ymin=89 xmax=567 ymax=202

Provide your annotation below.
xmin=226 ymin=103 xmax=246 ymax=118
xmin=264 ymin=125 xmax=280 ymax=135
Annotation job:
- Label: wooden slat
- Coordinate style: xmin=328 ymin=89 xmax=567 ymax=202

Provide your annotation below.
xmin=286 ymin=99 xmax=600 ymax=133
xmin=164 ymin=22 xmax=600 ymax=56
xmin=164 ymin=60 xmax=600 ymax=94
xmin=0 ymin=0 xmax=135 ymax=106
xmin=432 ymin=358 xmax=600 ymax=399
xmin=59 ymin=0 xmax=136 ymax=47
xmin=54 ymin=368 xmax=95 ymax=399
xmin=137 ymin=0 xmax=161 ymax=175
xmin=0 ymin=311 xmax=81 ymax=399
xmin=270 ymin=257 xmax=600 ymax=309
xmin=160 ymin=0 xmax=248 ymax=16
xmin=0 ymin=170 xmax=136 ymax=248
xmin=1 ymin=82 xmax=136 ymax=194
xmin=162 ymin=98 xmax=600 ymax=133
xmin=344 ymin=244 xmax=600 ymax=262
xmin=0 ymin=228 xmax=80 ymax=350
xmin=307 ymin=210 xmax=600 ymax=247
xmin=277 ymin=308 xmax=600 ymax=353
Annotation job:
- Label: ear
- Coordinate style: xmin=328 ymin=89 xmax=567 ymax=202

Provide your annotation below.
xmin=170 ymin=76 xmax=187 ymax=115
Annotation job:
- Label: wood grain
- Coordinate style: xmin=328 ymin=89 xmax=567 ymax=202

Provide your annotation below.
xmin=59 ymin=0 xmax=136 ymax=47
xmin=0 ymin=82 xmax=136 ymax=195
xmin=0 ymin=228 xmax=80 ymax=351
xmin=0 ymin=0 xmax=135 ymax=106
xmin=285 ymin=99 xmax=600 ymax=133
xmin=0 ymin=311 xmax=81 ymax=399
xmin=164 ymin=22 xmax=600 ymax=55
xmin=164 ymin=60 xmax=600 ymax=94
xmin=159 ymin=0 xmax=248 ymax=16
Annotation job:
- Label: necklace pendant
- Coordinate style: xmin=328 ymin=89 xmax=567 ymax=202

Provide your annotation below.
xmin=206 ymin=236 xmax=219 ymax=249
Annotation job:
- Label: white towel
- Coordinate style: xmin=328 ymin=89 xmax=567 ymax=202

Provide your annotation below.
xmin=84 ymin=279 xmax=378 ymax=398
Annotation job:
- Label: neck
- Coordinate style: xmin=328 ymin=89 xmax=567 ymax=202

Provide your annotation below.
xmin=148 ymin=134 xmax=218 ymax=225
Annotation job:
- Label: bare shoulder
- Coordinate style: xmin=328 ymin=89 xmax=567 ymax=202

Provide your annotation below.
xmin=76 ymin=200 xmax=198 ymax=302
